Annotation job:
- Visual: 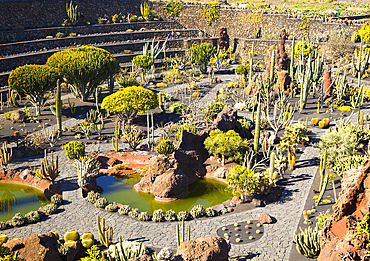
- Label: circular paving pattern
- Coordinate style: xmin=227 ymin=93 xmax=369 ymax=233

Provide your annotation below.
xmin=216 ymin=220 xmax=264 ymax=244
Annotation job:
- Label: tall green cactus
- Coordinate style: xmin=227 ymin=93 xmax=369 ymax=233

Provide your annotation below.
xmin=270 ymin=48 xmax=276 ymax=83
xmin=141 ymin=2 xmax=151 ymax=21
xmin=293 ymin=225 xmax=320 ymax=258
xmin=97 ymin=215 xmax=113 ymax=248
xmin=66 ymin=0 xmax=80 ymax=26
xmin=290 ymin=37 xmax=295 ymax=81
xmin=55 ymin=79 xmax=62 ymax=133
xmin=249 ymin=43 xmax=254 ymax=83
xmin=297 ymin=53 xmax=313 ymax=112
xmin=310 ymin=49 xmax=324 ymax=97
xmin=176 ymin=219 xmax=190 ymax=248
xmin=316 ymin=151 xmax=329 ymax=206
xmin=254 ymin=103 xmax=261 ymax=153
xmin=351 ymin=41 xmax=370 ymax=88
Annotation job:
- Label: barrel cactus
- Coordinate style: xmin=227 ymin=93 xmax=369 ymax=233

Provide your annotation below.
xmin=137 ymin=212 xmax=151 ymax=221
xmin=105 ymin=203 xmax=118 ymax=212
xmin=152 ymin=209 xmax=165 ymax=222
xmin=118 ymin=205 xmax=131 ymax=215
xmin=94 ymin=197 xmax=108 ymax=208
xmin=51 ymin=194 xmax=63 ymax=206
xmin=86 ymin=191 xmax=100 ymax=204
xmin=11 ymin=213 xmax=26 ymax=227
xmin=190 ymin=204 xmax=206 ymax=218
xmin=165 ymin=210 xmax=177 ymax=221
xmin=177 ymin=211 xmax=189 ymax=221
xmin=206 ymin=207 xmax=216 ymax=217
xmin=42 ymin=203 xmax=58 ymax=215
xmin=25 ymin=210 xmax=41 ymax=223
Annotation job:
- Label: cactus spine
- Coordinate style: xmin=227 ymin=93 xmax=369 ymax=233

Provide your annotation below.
xmin=97 ymin=215 xmax=113 ymax=248
xmin=176 ymin=219 xmax=190 ymax=248
xmin=0 ymin=142 xmax=12 ymax=171
xmin=293 ymin=225 xmax=320 ymax=258
xmin=66 ymin=0 xmax=80 ymax=26
xmin=55 ymin=79 xmax=62 ymax=133
xmin=254 ymin=103 xmax=261 ymax=153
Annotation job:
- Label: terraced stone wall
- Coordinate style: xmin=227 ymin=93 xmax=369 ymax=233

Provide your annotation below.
xmin=0 ymin=0 xmax=143 ymax=30
xmin=151 ymin=2 xmax=362 ymax=42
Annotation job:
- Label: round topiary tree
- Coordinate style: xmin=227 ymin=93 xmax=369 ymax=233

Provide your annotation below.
xmin=101 ymin=86 xmax=158 ymax=124
xmin=8 ymin=65 xmax=60 ymax=116
xmin=46 ymin=46 xmax=120 ymax=101
xmin=188 ymin=43 xmax=216 ymax=74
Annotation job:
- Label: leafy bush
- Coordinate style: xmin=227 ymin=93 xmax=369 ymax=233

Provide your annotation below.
xmin=227 ymin=165 xmax=256 ymax=196
xmin=204 ymin=129 xmax=249 ymax=165
xmin=118 ymin=205 xmax=131 ymax=215
xmin=25 ymin=210 xmax=40 ymax=224
xmin=42 ymin=203 xmax=58 ymax=215
xmin=114 ymin=164 xmax=128 ymax=170
xmin=137 ymin=212 xmax=151 ymax=221
xmin=190 ymin=204 xmax=206 ymax=218
xmin=331 ymin=155 xmax=366 ymax=176
xmin=47 ymin=46 xmax=120 ymax=101
xmin=201 ymin=2 xmax=220 ymax=25
xmin=132 ymin=55 xmax=153 ymax=71
xmin=51 ymin=194 xmax=63 ymax=206
xmin=8 ymin=65 xmax=60 ymax=116
xmin=101 ymin=86 xmax=158 ymax=123
xmin=294 ymin=41 xmax=315 ymax=59
xmin=177 ymin=211 xmax=189 ymax=221
xmin=116 ymin=75 xmax=137 ymax=88
xmin=169 ymin=102 xmax=187 ymax=114
xmin=152 ymin=209 xmax=165 ymax=222
xmin=165 ymin=209 xmax=177 ymax=221
xmin=105 ymin=203 xmax=118 ymax=212
xmin=358 ymin=23 xmax=370 ymax=43
xmin=64 ymin=141 xmax=85 ymax=160
xmin=155 ymin=140 xmax=175 ymax=157
xmin=86 ymin=191 xmax=100 ymax=204
xmin=163 ymin=0 xmax=183 ymax=18
xmin=124 ymin=50 xmax=133 ymax=54
xmin=188 ymin=43 xmax=216 ymax=74
xmin=175 ymin=124 xmax=198 ymax=142
xmin=204 ymin=102 xmax=227 ymax=124
xmin=94 ymin=197 xmax=108 ymax=208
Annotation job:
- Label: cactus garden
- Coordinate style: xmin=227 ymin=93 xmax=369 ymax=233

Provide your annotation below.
xmin=3 ymin=0 xmax=370 ymax=260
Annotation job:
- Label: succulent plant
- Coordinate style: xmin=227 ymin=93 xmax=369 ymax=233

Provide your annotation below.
xmin=57 ymin=243 xmax=70 ymax=257
xmin=64 ymin=229 xmax=80 ymax=241
xmin=0 ymin=235 xmax=8 ymax=244
xmin=86 ymin=191 xmax=100 ymax=204
xmin=11 ymin=213 xmax=26 ymax=227
xmin=25 ymin=210 xmax=40 ymax=224
xmin=51 ymin=194 xmax=63 ymax=206
xmin=206 ymin=207 xmax=216 ymax=217
xmin=152 ymin=209 xmax=165 ymax=222
xmin=81 ymin=231 xmax=94 ymax=240
xmin=165 ymin=209 xmax=177 ymax=221
xmin=128 ymin=208 xmax=140 ymax=218
xmin=220 ymin=207 xmax=228 ymax=215
xmin=94 ymin=197 xmax=108 ymax=209
xmin=137 ymin=212 xmax=151 ymax=221
xmin=105 ymin=203 xmax=118 ymax=212
xmin=190 ymin=204 xmax=206 ymax=218
xmin=118 ymin=205 xmax=131 ymax=215
xmin=42 ymin=203 xmax=58 ymax=215
xmin=177 ymin=211 xmax=189 ymax=221
xmin=0 ymin=221 xmax=9 ymax=230
xmin=82 ymin=238 xmax=94 ymax=249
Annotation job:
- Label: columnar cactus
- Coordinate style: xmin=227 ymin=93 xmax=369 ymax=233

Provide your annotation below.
xmin=254 ymin=103 xmax=261 ymax=152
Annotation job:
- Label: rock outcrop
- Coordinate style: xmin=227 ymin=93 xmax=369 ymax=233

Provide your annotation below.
xmin=151 ymin=168 xmax=188 ymax=199
xmin=211 ymin=106 xmax=237 ymax=132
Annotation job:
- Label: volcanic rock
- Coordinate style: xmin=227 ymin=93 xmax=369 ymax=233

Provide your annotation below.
xmin=151 ymin=168 xmax=188 ymax=199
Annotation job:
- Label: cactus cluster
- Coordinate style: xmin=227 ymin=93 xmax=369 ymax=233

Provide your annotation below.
xmin=190 ymin=204 xmax=206 ymax=218
xmin=105 ymin=203 xmax=118 ymax=212
xmin=118 ymin=206 xmax=131 ymax=215
xmin=293 ymin=225 xmax=320 ymax=258
xmin=86 ymin=191 xmax=101 ymax=204
xmin=176 ymin=220 xmax=190 ymax=248
xmin=128 ymin=208 xmax=140 ymax=218
xmin=177 ymin=211 xmax=189 ymax=221
xmin=137 ymin=212 xmax=151 ymax=221
xmin=51 ymin=194 xmax=63 ymax=206
xmin=165 ymin=210 xmax=177 ymax=221
xmin=155 ymin=140 xmax=175 ymax=157
xmin=66 ymin=0 xmax=80 ymax=26
xmin=220 ymin=207 xmax=228 ymax=215
xmin=332 ymin=155 xmax=366 ymax=177
xmin=25 ymin=210 xmax=40 ymax=224
xmin=39 ymin=150 xmax=59 ymax=182
xmin=0 ymin=142 xmax=12 ymax=171
xmin=152 ymin=209 xmax=165 ymax=222
xmin=206 ymin=207 xmax=216 ymax=217
xmin=11 ymin=213 xmax=26 ymax=227
xmin=97 ymin=215 xmax=113 ymax=248
xmin=57 ymin=243 xmax=70 ymax=257
xmin=0 ymin=221 xmax=8 ymax=230
xmin=42 ymin=203 xmax=58 ymax=215
xmin=95 ymin=197 xmax=109 ymax=209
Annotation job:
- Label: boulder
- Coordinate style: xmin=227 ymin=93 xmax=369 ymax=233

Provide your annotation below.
xmin=258 ymin=213 xmax=273 ymax=224
xmin=211 ymin=106 xmax=237 ymax=133
xmin=174 ymin=236 xmax=228 ymax=261
xmin=275 ymin=71 xmax=291 ymax=92
xmin=146 ymin=155 xmax=178 ymax=178
xmin=151 ymin=168 xmax=188 ymax=199
xmin=4 ymin=232 xmax=63 ymax=261
xmin=212 ymin=167 xmax=229 ymax=179
xmin=10 ymin=110 xmax=26 ymax=123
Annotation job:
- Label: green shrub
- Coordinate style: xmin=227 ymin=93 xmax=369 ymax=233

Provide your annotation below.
xmin=47 ymin=46 xmax=120 ymax=101
xmin=294 ymin=41 xmax=315 ymax=59
xmin=124 ymin=50 xmax=133 ymax=54
xmin=130 ymin=15 xmax=138 ymax=22
xmin=332 ymin=155 xmax=366 ymax=177
xmin=55 ymin=32 xmax=65 ymax=38
xmin=118 ymin=205 xmax=131 ymax=215
xmin=94 ymin=197 xmax=108 ymax=208
xmin=190 ymin=204 xmax=206 ymax=218
xmin=169 ymin=102 xmax=187 ymax=114
xmin=165 ymin=209 xmax=177 ymax=221
xmin=105 ymin=203 xmax=118 ymax=212
xmin=101 ymin=86 xmax=158 ymax=123
xmin=163 ymin=0 xmax=183 ymax=18
xmin=0 ymin=244 xmax=12 ymax=257
xmin=64 ymin=141 xmax=85 ymax=160
xmin=152 ymin=209 xmax=165 ymax=222
xmin=42 ymin=203 xmax=58 ymax=215
xmin=25 ymin=210 xmax=40 ymax=224
xmin=8 ymin=65 xmax=60 ymax=116
xmin=188 ymin=43 xmax=216 ymax=74
xmin=86 ymin=191 xmax=100 ymax=204
xmin=358 ymin=23 xmax=370 ymax=43
xmin=116 ymin=75 xmax=137 ymax=88
xmin=351 ymin=32 xmax=361 ymax=43
xmin=227 ymin=165 xmax=255 ymax=196
xmin=204 ymin=102 xmax=227 ymax=124
xmin=204 ymin=129 xmax=249 ymax=165
xmin=132 ymin=55 xmax=153 ymax=71
xmin=235 ymin=64 xmax=250 ymax=77
xmin=155 ymin=139 xmax=175 ymax=156
xmin=51 ymin=194 xmax=63 ymax=206
xmin=201 ymin=2 xmax=220 ymax=25
xmin=4 ymin=111 xmax=13 ymax=120
xmin=114 ymin=164 xmax=128 ymax=170
xmin=175 ymin=124 xmax=198 ymax=142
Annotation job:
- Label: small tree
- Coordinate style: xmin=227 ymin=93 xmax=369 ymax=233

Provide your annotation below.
xmin=101 ymin=86 xmax=158 ymax=124
xmin=204 ymin=129 xmax=249 ymax=166
xmin=47 ymin=46 xmax=120 ymax=101
xmin=8 ymin=65 xmax=60 ymax=116
xmin=227 ymin=165 xmax=256 ymax=201
xmin=188 ymin=43 xmax=216 ymax=74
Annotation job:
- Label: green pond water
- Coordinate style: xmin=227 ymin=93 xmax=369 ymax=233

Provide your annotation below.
xmin=97 ymin=175 xmax=233 ymax=215
xmin=0 ymin=183 xmax=50 ymax=222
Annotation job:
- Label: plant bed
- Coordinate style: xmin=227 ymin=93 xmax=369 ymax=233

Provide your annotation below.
xmin=216 ymin=221 xmax=265 ymax=244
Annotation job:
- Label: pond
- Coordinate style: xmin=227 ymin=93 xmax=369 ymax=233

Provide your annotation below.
xmin=97 ymin=175 xmax=234 ymax=215
xmin=0 ymin=183 xmax=50 ymax=222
